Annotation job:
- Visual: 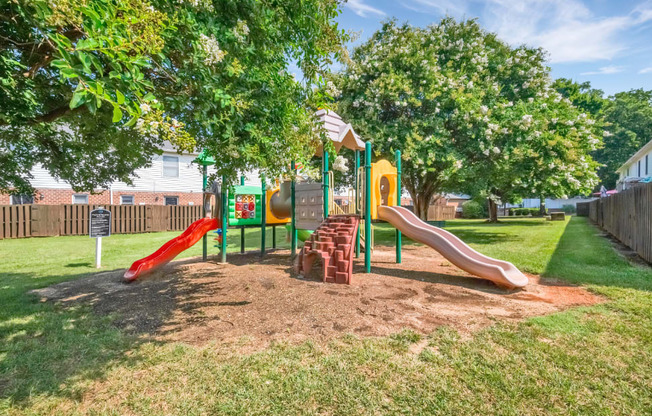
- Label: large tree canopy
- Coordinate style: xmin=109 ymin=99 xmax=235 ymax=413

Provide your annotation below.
xmin=600 ymin=90 xmax=652 ymax=187
xmin=554 ymin=80 xmax=652 ymax=189
xmin=1 ymin=0 xmax=348 ymax=194
xmin=336 ymin=19 xmax=600 ymax=220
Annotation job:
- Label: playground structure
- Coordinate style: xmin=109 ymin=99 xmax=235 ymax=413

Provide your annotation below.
xmin=125 ymin=110 xmax=528 ymax=289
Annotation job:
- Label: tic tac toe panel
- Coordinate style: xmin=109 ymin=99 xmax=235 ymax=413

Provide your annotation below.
xmin=228 ymin=185 xmax=262 ymax=226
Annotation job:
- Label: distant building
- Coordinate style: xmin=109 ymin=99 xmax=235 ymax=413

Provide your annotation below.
xmin=440 ymin=193 xmax=470 ymax=215
xmin=517 ymin=197 xmax=596 ymax=211
xmin=616 ymin=138 xmax=652 ymax=191
xmin=2 ymin=143 xmax=220 ymax=206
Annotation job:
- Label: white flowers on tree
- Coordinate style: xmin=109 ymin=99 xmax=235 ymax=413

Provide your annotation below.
xmin=336 ymin=18 xmax=601 ymax=221
xmin=199 ymin=34 xmax=226 ymax=66
xmin=333 ymin=155 xmax=349 ymax=173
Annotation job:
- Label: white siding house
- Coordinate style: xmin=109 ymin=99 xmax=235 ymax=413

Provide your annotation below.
xmin=616 ymin=138 xmax=652 ymax=190
xmin=29 ymin=152 xmax=206 ymax=194
xmin=6 ymin=140 xmax=269 ymax=206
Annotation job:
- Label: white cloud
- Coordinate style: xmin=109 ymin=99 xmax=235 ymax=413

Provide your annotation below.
xmin=483 ymin=0 xmax=652 ymax=63
xmin=580 ymin=66 xmax=625 ymax=76
xmin=401 ymin=0 xmax=652 ymax=63
xmin=345 ymin=0 xmax=386 ymax=18
xmin=639 ymin=66 xmax=652 ymax=74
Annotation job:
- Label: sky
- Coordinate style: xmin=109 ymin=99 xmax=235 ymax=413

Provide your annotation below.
xmin=336 ymin=0 xmax=652 ymax=95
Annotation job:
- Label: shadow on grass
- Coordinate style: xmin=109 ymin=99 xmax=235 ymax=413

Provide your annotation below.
xmin=0 ymin=249 xmax=297 ymax=407
xmin=543 ymin=216 xmax=652 ymax=291
xmin=0 ymin=270 xmax=149 ymax=406
xmin=65 ymin=262 xmax=93 ymax=268
xmin=0 ymin=255 xmax=244 ymax=406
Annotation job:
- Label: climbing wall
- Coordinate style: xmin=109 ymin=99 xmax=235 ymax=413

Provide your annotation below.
xmin=296 ymin=215 xmax=359 ymax=284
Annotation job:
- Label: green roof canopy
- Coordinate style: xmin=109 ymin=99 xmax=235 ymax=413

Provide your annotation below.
xmin=195 ymin=149 xmax=216 ymax=166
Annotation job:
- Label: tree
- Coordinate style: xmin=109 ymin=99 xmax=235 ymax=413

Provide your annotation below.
xmin=1 ymin=0 xmax=348 ymax=195
xmin=336 ymin=19 xmax=600 ymax=221
xmin=552 ymin=78 xmax=606 ymax=116
xmin=598 ymin=90 xmax=652 ymax=188
xmin=554 ymin=80 xmax=652 ymax=189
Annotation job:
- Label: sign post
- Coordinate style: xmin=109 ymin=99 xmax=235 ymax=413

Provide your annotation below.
xmin=90 ymin=208 xmax=111 ymax=268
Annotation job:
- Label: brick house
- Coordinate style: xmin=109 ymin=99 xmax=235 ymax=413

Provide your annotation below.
xmin=3 ymin=143 xmax=217 ymax=206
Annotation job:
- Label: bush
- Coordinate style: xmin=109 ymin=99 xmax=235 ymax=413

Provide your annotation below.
xmin=462 ymin=201 xmax=485 ymax=219
xmin=530 ymin=208 xmax=540 ymax=216
xmin=508 ymin=209 xmax=514 ymax=216
xmin=561 ymin=204 xmax=576 ymax=214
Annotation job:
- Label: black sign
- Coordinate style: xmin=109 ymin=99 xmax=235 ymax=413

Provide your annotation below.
xmin=90 ymin=209 xmax=111 ymax=238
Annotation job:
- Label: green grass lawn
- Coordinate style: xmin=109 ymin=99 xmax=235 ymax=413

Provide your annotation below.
xmin=1 ymin=217 xmax=651 ymax=415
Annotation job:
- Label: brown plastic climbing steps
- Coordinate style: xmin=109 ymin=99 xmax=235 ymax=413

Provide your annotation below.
xmin=296 ymin=215 xmax=360 ymax=284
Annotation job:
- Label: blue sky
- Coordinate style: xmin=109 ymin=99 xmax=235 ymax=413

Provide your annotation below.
xmin=337 ymin=0 xmax=652 ymax=95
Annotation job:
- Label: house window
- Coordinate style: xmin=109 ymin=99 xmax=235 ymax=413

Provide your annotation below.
xmin=120 ymin=195 xmax=134 ymax=205
xmin=162 ymin=155 xmax=179 ymax=177
xmin=638 ymin=160 xmax=641 ymax=177
xmin=72 ymin=194 xmax=89 ymax=204
xmin=10 ymin=194 xmax=34 ymax=205
xmin=164 ymin=196 xmax=179 ymax=206
xmin=647 ymin=155 xmax=649 ymax=176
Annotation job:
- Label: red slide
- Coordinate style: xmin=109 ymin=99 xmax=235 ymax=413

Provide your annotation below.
xmin=124 ymin=217 xmax=218 ymax=282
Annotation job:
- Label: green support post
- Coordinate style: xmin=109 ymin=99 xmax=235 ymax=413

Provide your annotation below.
xmin=220 ymin=176 xmax=228 ymax=263
xmin=355 ymin=149 xmax=360 ymax=258
xmin=272 ymin=226 xmax=276 ymax=249
xmin=364 ymin=142 xmax=371 ymax=273
xmin=291 ymin=161 xmax=297 ymax=258
xmin=260 ymin=174 xmax=266 ymax=257
xmin=395 ymin=150 xmax=402 ymax=264
xmin=239 ymin=176 xmax=245 ymax=253
xmin=323 ymin=150 xmax=329 ymax=219
xmin=202 ymin=165 xmax=208 ymax=261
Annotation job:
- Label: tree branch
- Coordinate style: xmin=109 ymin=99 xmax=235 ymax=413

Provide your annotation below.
xmin=0 ymin=105 xmax=85 ymax=126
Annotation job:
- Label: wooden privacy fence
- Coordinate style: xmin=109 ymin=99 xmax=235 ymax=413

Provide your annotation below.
xmin=1 ymin=204 xmax=203 ymax=239
xmin=578 ymin=183 xmax=652 ymax=263
xmin=576 ymin=201 xmax=590 ymax=217
xmin=427 ymin=205 xmax=457 ymax=221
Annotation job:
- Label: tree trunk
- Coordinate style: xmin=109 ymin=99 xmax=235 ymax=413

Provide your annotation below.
xmin=403 ymin=175 xmax=440 ymax=221
xmin=487 ymin=198 xmax=498 ymax=222
xmin=539 ymin=197 xmax=546 ymax=215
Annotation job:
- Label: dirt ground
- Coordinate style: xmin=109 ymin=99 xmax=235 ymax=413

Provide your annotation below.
xmin=33 ymin=245 xmax=602 ymax=350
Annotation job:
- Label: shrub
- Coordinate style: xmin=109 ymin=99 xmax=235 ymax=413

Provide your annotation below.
xmin=508 ymin=209 xmax=514 ymax=216
xmin=561 ymin=204 xmax=576 ymax=214
xmin=462 ymin=201 xmax=485 ymax=219
xmin=530 ymin=208 xmax=540 ymax=216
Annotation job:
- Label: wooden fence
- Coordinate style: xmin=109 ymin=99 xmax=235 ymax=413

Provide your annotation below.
xmin=427 ymin=205 xmax=457 ymax=221
xmin=0 ymin=204 xmax=203 ymax=239
xmin=578 ymin=183 xmax=652 ymax=263
xmin=576 ymin=201 xmax=590 ymax=217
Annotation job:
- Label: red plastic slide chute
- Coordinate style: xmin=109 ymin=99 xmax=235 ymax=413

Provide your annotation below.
xmin=124 ymin=217 xmax=218 ymax=282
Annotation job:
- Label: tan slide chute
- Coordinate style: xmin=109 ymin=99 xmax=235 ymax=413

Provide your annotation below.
xmin=377 ymin=206 xmax=528 ymax=289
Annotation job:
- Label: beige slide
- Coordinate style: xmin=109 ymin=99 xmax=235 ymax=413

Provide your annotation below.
xmin=377 ymin=206 xmax=528 ymax=289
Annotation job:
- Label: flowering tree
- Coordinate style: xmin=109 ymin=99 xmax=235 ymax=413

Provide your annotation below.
xmin=1 ymin=0 xmax=348 ymax=194
xmin=336 ymin=19 xmax=600 ymax=221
